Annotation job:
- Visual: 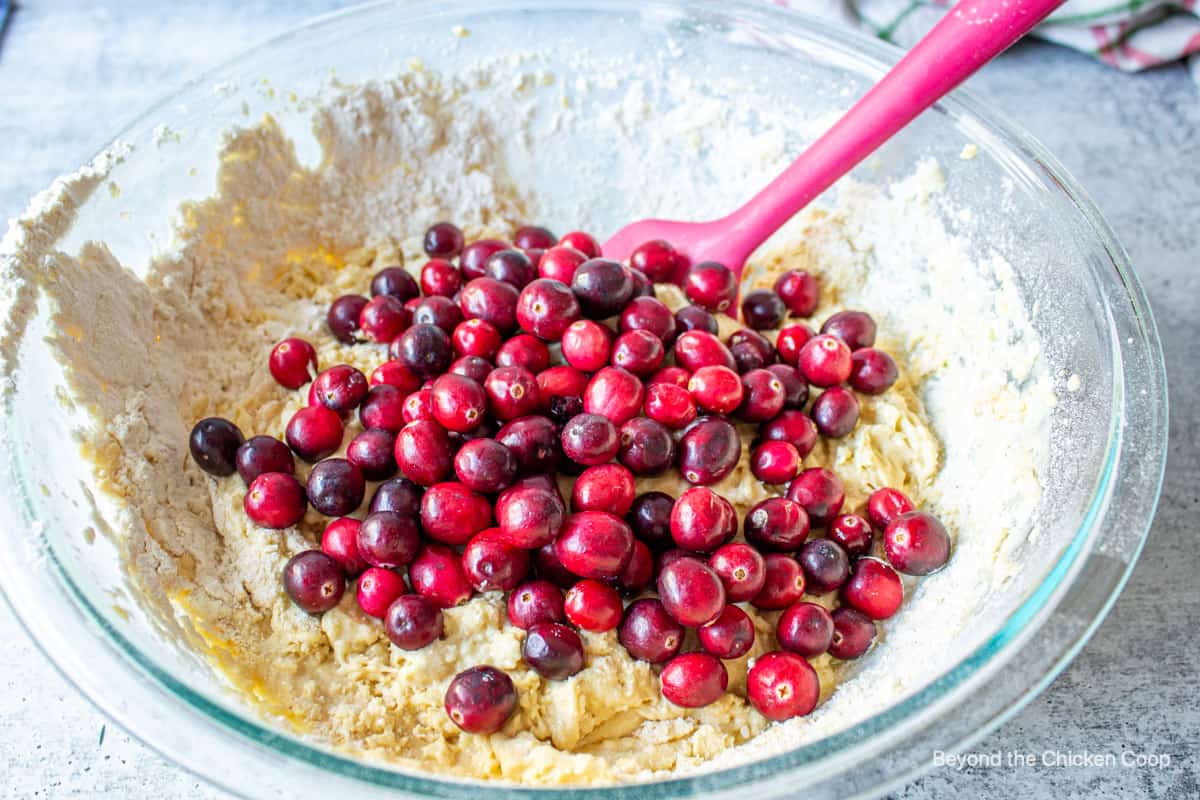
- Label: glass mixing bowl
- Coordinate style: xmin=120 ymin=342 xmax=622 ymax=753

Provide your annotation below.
xmin=0 ymin=1 xmax=1167 ymax=797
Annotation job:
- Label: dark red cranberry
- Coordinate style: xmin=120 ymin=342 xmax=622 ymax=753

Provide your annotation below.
xmin=444 ymin=665 xmax=517 ymax=734
xmin=737 ymin=368 xmax=786 ymax=422
xmin=850 ymin=348 xmax=899 ymax=394
xmin=866 ymin=487 xmax=915 ymax=531
xmin=829 ymin=606 xmax=877 ymax=659
xmin=463 ymin=530 xmax=530 ymax=592
xmin=774 ymin=270 xmax=819 ymax=317
xmin=812 ymin=386 xmax=860 ymax=438
xmin=617 ymin=417 xmax=676 ymax=476
xmin=356 ymin=566 xmax=407 ymax=618
xmin=643 ymin=383 xmax=697 ymax=430
xmin=560 ymin=320 xmax=612 ymax=372
xmin=513 ymin=224 xmax=556 ymax=250
xmin=688 ymin=365 xmax=743 ymax=415
xmin=460 ymin=277 xmax=519 ymax=333
xmin=448 ymin=355 xmax=493 ymax=385
xmin=430 ymin=374 xmax=487 ymax=433
xmin=236 ymin=435 xmax=294 ymax=484
xmin=775 ymin=323 xmax=814 ymax=366
xmin=413 ymin=295 xmax=464 ymax=333
xmin=777 ymin=602 xmax=834 ymax=657
xmin=786 ymin=467 xmax=845 ymax=527
xmin=670 ymin=487 xmax=737 ymax=552
xmin=752 ymin=554 xmax=806 ymax=610
xmin=885 ymin=511 xmax=951 ymax=575
xmin=747 ymin=651 xmax=819 ymax=720
xmin=327 ymin=294 xmax=369 ymax=343
xmin=657 ymin=556 xmax=725 ymax=627
xmin=571 ymin=258 xmax=634 ymax=319
xmin=842 ymin=557 xmax=903 ymax=619
xmin=460 ymin=239 xmax=508 ymax=281
xmin=619 ymin=296 xmax=676 ymax=343
xmin=564 ymin=579 xmax=623 ymax=632
xmin=709 ymin=542 xmax=767 ymax=602
xmin=698 ymin=604 xmax=756 ymax=660
xmin=821 ymin=310 xmax=876 ymax=350
xmin=283 ymin=551 xmax=344 ymax=614
xmin=751 ymin=441 xmax=800 ymax=484
xmin=358 ymin=294 xmax=411 ymax=343
xmin=356 ymin=510 xmax=420 ymax=568
xmin=484 ymin=366 xmax=540 ymax=421
xmin=522 ymin=622 xmax=584 ymax=680
xmin=321 ymin=517 xmax=366 ymax=574
xmin=269 ymin=338 xmax=317 ymax=389
xmin=618 ymin=598 xmax=684 ymax=663
xmin=741 ymin=289 xmax=787 ymax=330
xmin=679 ymin=417 xmax=741 ymax=486
xmin=495 ymin=415 xmax=560 ymax=474
xmin=761 ymin=410 xmax=819 ymax=458
xmin=424 ymin=222 xmax=465 ymax=259
xmin=729 ymin=328 xmax=774 ymax=373
xmin=496 ymin=334 xmax=551 ymax=374
xmin=507 ymin=579 xmax=566 ymax=629
xmin=420 ymin=482 xmax=492 ymax=546
xmin=370 ymin=265 xmax=419 ymax=302
xmin=627 ymin=492 xmax=675 ymax=551
xmin=560 ymin=413 xmax=619 ymax=465
xmin=452 ymin=318 xmax=502 ymax=359
xmin=190 ymin=417 xmax=244 ymax=477
xmin=515 ymin=278 xmax=580 ymax=342
xmin=829 ymin=514 xmax=873 ymax=557
xmin=454 ymin=439 xmax=517 ymax=494
xmin=285 ymin=405 xmax=343 ymax=462
xmin=538 ymin=246 xmax=587 ymax=284
xmin=395 ymin=419 xmax=454 ymax=486
xmin=306 ymin=458 xmax=364 ymax=517
xmin=384 ymin=594 xmax=443 ymax=650
xmin=496 ymin=486 xmax=564 ymax=548
xmin=358 ymin=384 xmax=406 ymax=433
xmin=798 ymin=538 xmax=851 ymax=593
xmin=410 ymin=543 xmax=474 ymax=608
xmin=484 ymin=248 xmax=536 ymax=288
xmin=582 ymin=367 xmax=644 ymax=425
xmin=630 ymin=239 xmax=681 ymax=283
xmin=675 ymin=305 xmax=718 ymax=336
xmin=369 ymin=477 xmax=424 ymax=516
xmin=683 ymin=261 xmax=736 ymax=313
xmin=745 ymin=497 xmax=810 ymax=552
xmin=661 ymin=652 xmax=728 ymax=707
xmin=309 ymin=364 xmax=369 ymax=415
xmin=615 ymin=539 xmax=655 ymax=594
xmin=369 ymin=360 xmax=421 ymax=394
xmin=421 ymin=258 xmax=462 ymax=298
xmin=610 ymin=330 xmax=664 ymax=377
xmin=555 ymin=511 xmax=634 ymax=579
xmin=766 ymin=363 xmax=809 ymax=409
xmin=572 ymin=464 xmax=636 ymax=515
xmin=244 ymin=472 xmax=306 ymax=528
xmin=558 ymin=230 xmax=600 ymax=258
xmin=797 ymin=334 xmax=852 ymax=387
xmin=392 ymin=323 xmax=453 ymax=379
xmin=674 ymin=330 xmax=736 ymax=373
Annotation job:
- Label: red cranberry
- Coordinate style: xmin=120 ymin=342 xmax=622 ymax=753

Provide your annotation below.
xmin=560 ymin=319 xmax=613 ymax=372
xmin=618 ymin=598 xmax=684 ymax=663
xmin=610 ymin=330 xmax=664 ymax=377
xmin=737 ymin=368 xmax=786 ymax=422
xmin=674 ymin=330 xmax=735 ymax=372
xmin=572 ymin=464 xmax=636 ymax=515
xmin=583 ymin=367 xmax=645 ymax=426
xmin=683 ymin=261 xmax=736 ymax=313
xmin=283 ymin=551 xmax=344 ymax=614
xmin=269 ymin=338 xmax=317 ymax=390
xmin=460 ymin=277 xmax=519 ymax=333
xmin=392 ymin=323 xmax=453 ymax=379
xmin=745 ymin=497 xmax=810 ymax=552
xmin=236 ymin=435 xmax=294 ymax=484
xmin=321 ymin=517 xmax=366 ymax=575
xmin=481 ymin=366 xmax=538 ymax=420
xmin=534 ymin=541 xmax=578 ymax=588
xmin=560 ymin=413 xmax=619 ymax=465
xmin=285 ymin=405 xmax=343 ymax=462
xmin=630 ymin=239 xmax=681 ymax=283
xmin=866 ymin=487 xmax=915 ymax=530
xmin=751 ymin=441 xmax=800 ymax=484
xmin=410 ymin=543 xmax=473 ymax=608
xmin=761 ymin=410 xmax=819 ymax=458
xmin=850 ymin=348 xmax=899 ymax=394
xmin=413 ymin=295 xmax=464 ymax=333
xmin=786 ymin=467 xmax=845 ymax=527
xmin=812 ymin=386 xmax=860 ymax=438
xmin=538 ymin=246 xmax=587 ymax=284
xmin=675 ymin=305 xmax=718 ymax=336
xmin=571 ymin=258 xmax=634 ymax=319
xmin=421 ymin=258 xmax=462 ymax=298
xmin=555 ymin=512 xmax=634 ymax=579
xmin=496 ymin=486 xmax=564 ymax=548
xmin=463 ymin=530 xmax=530 ymax=592
xmin=670 ymin=487 xmax=737 ymax=552
xmin=679 ymin=417 xmax=741 ymax=485
xmin=688 ymin=365 xmax=743 ymax=415
xmin=821 ymin=310 xmax=876 ymax=350
xmin=358 ymin=384 xmax=406 ymax=433
xmin=309 ymin=364 xmax=369 ymax=415
xmin=729 ymin=328 xmax=775 ymax=373
xmin=842 ymin=557 xmax=903 ymax=619
xmin=420 ymin=482 xmax=493 ymax=546
xmin=627 ymin=491 xmax=675 ymax=551
xmin=507 ymin=579 xmax=566 ymax=629
xmin=306 ymin=458 xmax=365 ymax=517
xmin=657 ymin=556 xmax=725 ymax=627
xmin=829 ymin=606 xmax=877 ymax=659
xmin=370 ymin=265 xmax=419 ymax=302
xmin=370 ymin=360 xmax=421 ymax=393
xmin=495 ymin=415 xmax=560 ymax=474
xmin=741 ymin=289 xmax=786 ymax=330
xmin=648 ymin=366 xmax=691 ymax=389
xmin=356 ymin=566 xmax=407 ymax=618
xmin=618 ymin=417 xmax=676 ymax=475
xmin=444 ymin=665 xmax=517 ymax=734
xmin=394 ymin=419 xmax=453 ymax=486
xmin=327 ymin=294 xmax=368 ymax=343
xmin=752 ymin=554 xmax=806 ymax=610
xmin=358 ymin=295 xmax=411 ymax=343
xmin=384 ymin=594 xmax=443 ymax=650
xmin=558 ymin=230 xmax=600 ymax=258
xmin=884 ymin=511 xmax=951 ymax=575
xmin=774 ymin=270 xmax=819 ymax=317
xmin=460 ymin=239 xmax=508 ymax=280
xmin=619 ymin=296 xmax=676 ymax=343
xmin=522 ymin=622 xmax=584 ymax=680
xmin=515 ymin=278 xmax=580 ymax=341
xmin=798 ymin=538 xmax=851 ymax=593
xmin=369 ymin=477 xmax=424 ymax=516
xmin=777 ymin=602 xmax=834 ymax=657
xmin=189 ymin=417 xmax=244 ymax=477
xmin=424 ymin=222 xmax=465 ymax=258
xmin=643 ymin=383 xmax=697 ymax=430
xmin=484 ymin=248 xmax=536 ymax=288
xmin=767 ymin=364 xmax=809 ymax=409
xmin=514 ymin=224 xmax=556 ymax=250
xmin=698 ymin=604 xmax=756 ymax=660
xmin=454 ymin=439 xmax=517 ymax=494
xmin=356 ymin=510 xmax=421 ymax=568
xmin=452 ymin=318 xmax=502 ymax=359
xmin=616 ymin=539 xmax=655 ymax=594
xmin=564 ymin=579 xmax=623 ymax=632
xmin=536 ymin=365 xmax=587 ymax=410
xmin=709 ymin=542 xmax=767 ymax=602
xmin=747 ymin=651 xmax=819 ymax=720
xmin=496 ymin=334 xmax=551 ymax=373
xmin=448 ymin=355 xmax=493 ymax=385
xmin=797 ymin=334 xmax=852 ymax=387
xmin=429 ymin=374 xmax=486 ymax=433
xmin=660 ymin=652 xmax=728 ymax=707
xmin=829 ymin=514 xmax=873 ymax=557
xmin=776 ymin=323 xmax=814 ymax=366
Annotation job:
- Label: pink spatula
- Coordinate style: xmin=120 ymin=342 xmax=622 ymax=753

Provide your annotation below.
xmin=602 ymin=0 xmax=1065 ymax=281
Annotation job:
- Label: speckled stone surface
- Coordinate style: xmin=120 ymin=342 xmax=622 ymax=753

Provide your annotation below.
xmin=0 ymin=2 xmax=1195 ymax=798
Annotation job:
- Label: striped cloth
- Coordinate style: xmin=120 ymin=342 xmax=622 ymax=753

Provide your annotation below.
xmin=798 ymin=0 xmax=1200 ymax=83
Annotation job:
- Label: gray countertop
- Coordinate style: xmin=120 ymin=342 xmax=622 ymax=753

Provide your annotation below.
xmin=1 ymin=2 xmax=1196 ymax=797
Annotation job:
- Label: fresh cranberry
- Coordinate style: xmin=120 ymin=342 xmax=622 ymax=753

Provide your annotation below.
xmin=842 ymin=557 xmax=903 ymax=619
xmin=428 ymin=373 xmax=486 ymax=433
xmin=737 ymin=368 xmax=786 ymax=422
xmin=619 ymin=296 xmax=676 ymax=341
xmin=751 ymin=441 xmax=800 ymax=484
xmin=327 ymin=294 xmax=368 ymax=343
xmin=460 ymin=239 xmax=508 ymax=280
xmin=683 ymin=261 xmax=736 ymax=313
xmin=627 ymin=491 xmax=675 ymax=551
xmin=617 ymin=417 xmax=675 ymax=475
xmin=420 ymin=482 xmax=492 ymax=546
xmin=695 ymin=605 xmax=753 ymax=660
xmin=679 ymin=417 xmax=741 ymax=485
xmin=630 ymin=239 xmax=681 ymax=283
xmin=358 ymin=295 xmax=411 ymax=343
xmin=369 ymin=477 xmax=424 ymax=516
xmin=368 ymin=265 xmax=418 ymax=302
xmin=306 ymin=458 xmax=365 ymax=517
xmin=660 ymin=652 xmax=728 ymax=708
xmin=866 ymin=487 xmax=915 ymax=530
xmin=618 ymin=598 xmax=684 ymax=663
xmin=786 ymin=467 xmax=845 ymax=527
xmin=285 ymin=405 xmax=343 ymax=462
xmin=512 ymin=224 xmax=555 ymax=250
xmin=777 ymin=602 xmax=834 ymax=657
xmin=797 ymin=334 xmax=852 ymax=387
xmin=454 ymin=439 xmax=517 ymax=494
xmin=674 ymin=330 xmax=735 ymax=372
xmin=496 ymin=485 xmax=564 ymax=548
xmin=747 ymin=651 xmax=819 ymax=720
xmin=496 ymin=334 xmax=551 ymax=374
xmin=189 ymin=417 xmax=244 ymax=477
xmin=560 ymin=413 xmax=619 ymax=465
xmin=643 ymin=383 xmax=697 ymax=430
xmin=513 ymin=279 xmax=579 ymax=342
xmin=811 ymin=386 xmax=859 ymax=438
xmin=355 ymin=510 xmax=421 ymax=569
xmin=412 ymin=295 xmax=463 ymax=334
xmin=269 ymin=338 xmax=317 ymax=389
xmin=560 ymin=319 xmax=613 ymax=372
xmin=410 ymin=543 xmax=474 ymax=608
xmin=798 ymin=538 xmax=851 ymax=594
xmin=555 ymin=511 xmax=634 ymax=579
xmin=358 ymin=384 xmax=406 ymax=433
xmin=391 ymin=323 xmax=453 ymax=379
xmin=483 ymin=366 xmax=539 ymax=421
xmin=776 ymin=323 xmax=815 ymax=366
xmin=709 ymin=542 xmax=767 ymax=602
xmin=849 ymin=348 xmax=899 ymax=394
xmin=448 ymin=355 xmax=493 ymax=385
xmin=564 ymin=579 xmax=623 ymax=632
xmin=761 ymin=410 xmax=819 ymax=458
xmin=424 ymin=222 xmax=465 ymax=258
xmin=774 ymin=270 xmax=819 ymax=317
xmin=657 ymin=556 xmax=725 ymax=627
xmin=829 ymin=606 xmax=877 ymax=659
xmin=484 ymin=248 xmax=536 ymax=288
xmin=463 ymin=530 xmax=530 ymax=592
xmin=321 ymin=517 xmax=366 ymax=574
xmin=460 ymin=277 xmax=519 ymax=333
xmin=616 ymin=539 xmax=655 ymax=594
xmin=745 ymin=497 xmax=810 ymax=552
xmin=729 ymin=328 xmax=774 ymax=373
xmin=538 ymin=246 xmax=587 ymax=284
xmin=507 ymin=580 xmax=566 ymax=629
xmin=452 ymin=318 xmax=502 ymax=359
xmin=583 ymin=367 xmax=645 ymax=426
xmin=766 ymin=364 xmax=809 ymax=409
xmin=670 ymin=487 xmax=737 ymax=552
xmin=309 ymin=364 xmax=369 ymax=415
xmin=522 ymin=622 xmax=584 ymax=680
xmin=571 ymin=464 xmax=635 ymax=515
xmin=885 ymin=511 xmax=951 ymax=575
xmin=687 ymin=365 xmax=743 ymax=415
xmin=444 ymin=665 xmax=517 ymax=734
xmin=236 ymin=435 xmax=294 ymax=484
xmin=571 ymin=258 xmax=633 ymax=319
xmin=495 ymin=415 xmax=560 ymax=474
xmin=384 ymin=594 xmax=443 ymax=650
xmin=394 ymin=419 xmax=453 ymax=486
xmin=420 ymin=258 xmax=462 ymax=298
xmin=675 ymin=305 xmax=718 ymax=335
xmin=558 ymin=230 xmax=600 ymax=258
xmin=282 ymin=551 xmax=344 ymax=614
xmin=610 ymin=330 xmax=664 ymax=377
xmin=536 ymin=365 xmax=587 ymax=410
xmin=356 ymin=566 xmax=407 ymax=618
xmin=821 ymin=310 xmax=876 ymax=350
xmin=648 ymin=366 xmax=691 ymax=389
xmin=741 ymin=289 xmax=786 ymax=330
xmin=829 ymin=514 xmax=873 ymax=557
xmin=369 ymin=360 xmax=421 ymax=394
xmin=752 ymin=554 xmax=806 ymax=610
